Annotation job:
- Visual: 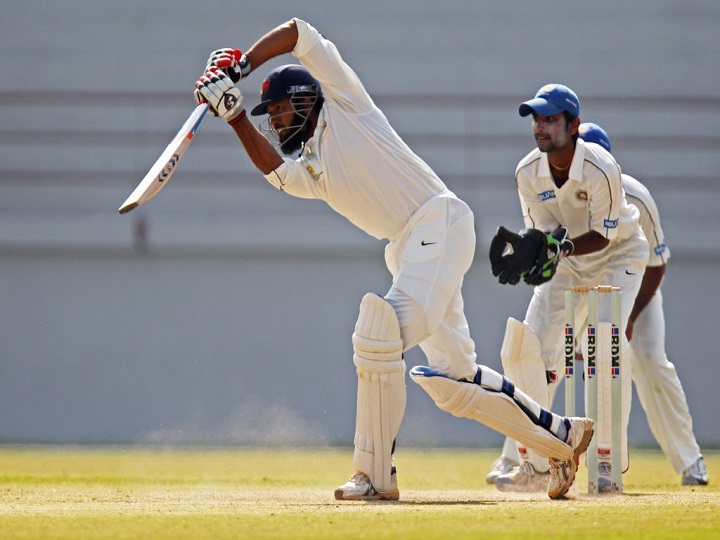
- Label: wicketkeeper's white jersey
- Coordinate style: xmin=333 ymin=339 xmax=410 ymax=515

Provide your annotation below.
xmin=622 ymin=174 xmax=670 ymax=268
xmin=516 ymin=139 xmax=646 ymax=273
xmin=264 ymin=18 xmax=448 ymax=241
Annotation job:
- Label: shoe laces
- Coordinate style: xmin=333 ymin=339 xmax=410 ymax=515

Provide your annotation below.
xmin=549 ymin=458 xmax=569 ymax=481
xmin=349 ymin=472 xmax=369 ymax=483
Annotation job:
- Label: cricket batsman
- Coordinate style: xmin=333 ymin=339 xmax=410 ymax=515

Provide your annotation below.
xmin=193 ymin=18 xmax=593 ymax=500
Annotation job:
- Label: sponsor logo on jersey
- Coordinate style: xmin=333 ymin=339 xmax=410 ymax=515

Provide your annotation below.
xmin=538 ymin=190 xmax=556 ymax=201
xmin=655 ymin=242 xmax=667 ymax=255
xmin=575 ymin=189 xmax=588 ymax=201
xmin=604 ymin=218 xmax=618 ymax=229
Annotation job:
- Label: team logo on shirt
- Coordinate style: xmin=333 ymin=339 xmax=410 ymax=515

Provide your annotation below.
xmin=655 ymin=242 xmax=667 ymax=255
xmin=305 ymin=164 xmax=322 ymax=180
xmin=575 ymin=190 xmax=588 ymax=201
xmin=538 ymin=190 xmax=556 ymax=201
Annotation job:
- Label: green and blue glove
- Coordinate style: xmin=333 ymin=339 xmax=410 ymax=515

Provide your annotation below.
xmin=522 ymin=227 xmax=574 ymax=286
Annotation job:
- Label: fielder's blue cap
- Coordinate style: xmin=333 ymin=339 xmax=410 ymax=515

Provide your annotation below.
xmin=250 ymin=64 xmax=322 ymax=116
xmin=578 ymin=122 xmax=612 ymax=152
xmin=519 ymin=84 xmax=580 ymax=118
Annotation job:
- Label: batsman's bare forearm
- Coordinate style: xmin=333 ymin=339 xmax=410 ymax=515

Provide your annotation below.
xmin=244 ymin=20 xmax=299 ymax=75
xmin=230 ymin=115 xmax=283 ymax=174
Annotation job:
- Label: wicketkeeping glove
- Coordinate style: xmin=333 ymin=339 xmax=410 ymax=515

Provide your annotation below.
xmin=489 ymin=226 xmax=548 ymax=285
xmin=522 ymin=227 xmax=574 ymax=286
xmin=194 ymin=68 xmax=246 ymax=124
xmin=205 ymin=48 xmax=251 ymax=83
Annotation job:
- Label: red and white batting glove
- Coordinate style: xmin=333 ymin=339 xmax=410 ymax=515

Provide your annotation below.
xmin=205 ymin=48 xmax=251 ymax=83
xmin=194 ymin=68 xmax=246 ymax=125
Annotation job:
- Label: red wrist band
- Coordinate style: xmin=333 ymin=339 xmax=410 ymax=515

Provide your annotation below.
xmin=228 ymin=109 xmax=247 ymax=125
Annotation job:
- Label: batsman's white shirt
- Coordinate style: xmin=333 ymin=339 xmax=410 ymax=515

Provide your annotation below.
xmin=264 ymin=18 xmax=477 ymax=380
xmin=622 ymin=174 xmax=701 ymax=474
xmin=266 ymin=18 xmax=448 ymax=241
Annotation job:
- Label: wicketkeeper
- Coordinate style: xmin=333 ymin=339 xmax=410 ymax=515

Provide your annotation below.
xmin=487 ymin=85 xmax=648 ymax=493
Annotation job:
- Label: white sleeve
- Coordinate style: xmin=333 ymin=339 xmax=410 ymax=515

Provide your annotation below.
xmin=292 ymin=18 xmax=374 ymax=114
xmin=623 ymin=176 xmax=670 ymax=266
xmin=637 ymin=198 xmax=670 ymax=266
xmin=587 ymin=164 xmax=623 ymax=240
xmin=264 ymin=158 xmax=324 ymax=200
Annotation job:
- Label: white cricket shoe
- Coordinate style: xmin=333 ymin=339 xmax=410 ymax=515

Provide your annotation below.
xmin=548 ymin=417 xmax=594 ymax=499
xmin=485 ymin=455 xmax=519 ymax=484
xmin=494 ymin=462 xmax=550 ymax=492
xmin=334 ymin=471 xmax=399 ymax=501
xmin=682 ymin=456 xmax=709 ymax=486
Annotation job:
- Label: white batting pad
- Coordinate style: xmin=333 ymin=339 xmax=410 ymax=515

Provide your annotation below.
xmin=584 ymin=323 xmax=631 ymax=471
xmin=501 ymin=318 xmax=550 ymax=405
xmin=410 ymin=366 xmax=572 ymax=461
xmin=501 ymin=317 xmax=552 ymax=472
xmin=352 ymin=293 xmax=406 ymax=493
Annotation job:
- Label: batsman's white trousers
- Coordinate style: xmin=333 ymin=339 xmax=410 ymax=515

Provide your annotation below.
xmin=384 ymin=191 xmax=478 ymax=382
xmin=630 ymin=290 xmax=702 ymax=473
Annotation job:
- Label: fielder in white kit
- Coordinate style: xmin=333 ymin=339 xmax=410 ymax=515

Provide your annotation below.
xmin=487 ymin=85 xmax=648 ymax=493
xmin=579 ymin=123 xmax=708 ymax=485
xmin=193 ymin=18 xmax=593 ymax=501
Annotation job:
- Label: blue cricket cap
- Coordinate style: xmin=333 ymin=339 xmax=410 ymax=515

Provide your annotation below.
xmin=519 ymin=84 xmax=580 ymax=118
xmin=578 ymin=122 xmax=612 ymax=152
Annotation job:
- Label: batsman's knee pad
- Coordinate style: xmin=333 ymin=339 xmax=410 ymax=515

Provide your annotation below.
xmin=352 ymin=293 xmax=407 ymax=492
xmin=409 ymin=365 xmax=572 ymax=461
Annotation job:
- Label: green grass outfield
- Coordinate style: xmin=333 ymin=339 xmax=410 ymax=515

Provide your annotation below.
xmin=1 ymin=446 xmax=718 ymax=539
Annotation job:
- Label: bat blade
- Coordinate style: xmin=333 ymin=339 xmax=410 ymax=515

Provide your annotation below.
xmin=119 ymin=103 xmax=209 ymax=214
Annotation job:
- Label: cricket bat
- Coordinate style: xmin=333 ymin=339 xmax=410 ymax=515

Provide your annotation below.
xmin=119 ymin=102 xmax=209 ymax=214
